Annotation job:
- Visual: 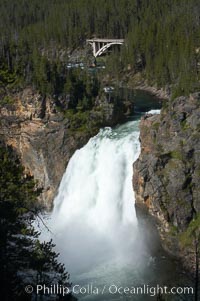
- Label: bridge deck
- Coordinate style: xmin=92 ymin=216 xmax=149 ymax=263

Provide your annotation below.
xmin=86 ymin=38 xmax=124 ymax=43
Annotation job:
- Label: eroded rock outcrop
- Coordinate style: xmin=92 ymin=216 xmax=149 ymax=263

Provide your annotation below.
xmin=133 ymin=93 xmax=200 ymax=262
xmin=0 ymin=88 xmax=87 ymax=207
xmin=0 ymin=87 xmax=130 ymax=207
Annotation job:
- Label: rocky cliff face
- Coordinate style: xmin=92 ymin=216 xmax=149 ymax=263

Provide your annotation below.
xmin=133 ymin=93 xmax=200 ymax=263
xmin=0 ymin=88 xmax=84 ymax=207
xmin=0 ymin=87 xmax=130 ymax=207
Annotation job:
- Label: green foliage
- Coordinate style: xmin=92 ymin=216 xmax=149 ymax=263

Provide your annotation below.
xmin=0 ymin=143 xmax=73 ymax=301
xmin=0 ymin=95 xmax=14 ymax=106
xmin=66 ymin=110 xmax=90 ymax=131
xmin=180 ymin=215 xmax=200 ymax=301
xmin=180 ymin=119 xmax=190 ymax=131
xmin=152 ymin=122 xmax=160 ymax=131
xmin=180 ymin=214 xmax=200 ymax=247
xmin=0 ymin=67 xmax=17 ymax=87
xmin=169 ymin=225 xmax=178 ymax=237
xmin=122 ymin=0 xmax=200 ymax=93
xmin=168 ymin=150 xmax=183 ymax=160
xmin=0 ymin=0 xmax=136 ymax=94
xmin=0 ymin=0 xmax=199 ymax=96
xmin=64 ymin=70 xmax=100 ymax=110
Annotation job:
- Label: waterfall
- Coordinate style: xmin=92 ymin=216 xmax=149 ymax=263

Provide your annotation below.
xmin=39 ymin=109 xmax=183 ymax=301
xmin=46 ymin=119 xmax=141 ymax=276
xmin=40 ymin=111 xmax=161 ymax=281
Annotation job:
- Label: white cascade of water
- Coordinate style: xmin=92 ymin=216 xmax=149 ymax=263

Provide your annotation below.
xmin=45 ymin=118 xmax=145 ymax=279
xmin=37 ymin=109 xmax=185 ymax=300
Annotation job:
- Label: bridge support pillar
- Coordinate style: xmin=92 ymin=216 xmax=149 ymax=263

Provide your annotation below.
xmin=86 ymin=38 xmax=124 ymax=57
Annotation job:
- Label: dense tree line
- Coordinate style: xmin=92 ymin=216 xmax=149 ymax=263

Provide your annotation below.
xmin=122 ymin=0 xmax=200 ymax=96
xmin=0 ymin=0 xmax=138 ymax=97
xmin=0 ymin=0 xmax=200 ymax=99
xmin=0 ymin=142 xmax=75 ymax=301
xmin=1 ymin=2 xmax=200 ymax=299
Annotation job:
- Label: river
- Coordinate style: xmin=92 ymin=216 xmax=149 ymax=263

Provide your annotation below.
xmin=41 ymin=91 xmax=192 ymax=301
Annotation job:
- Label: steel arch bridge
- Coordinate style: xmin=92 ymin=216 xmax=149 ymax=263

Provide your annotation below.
xmin=86 ymin=38 xmax=124 ymax=57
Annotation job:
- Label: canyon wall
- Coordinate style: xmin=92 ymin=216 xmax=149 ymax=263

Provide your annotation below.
xmin=133 ymin=93 xmax=200 ymax=265
xmin=0 ymin=87 xmax=130 ymax=207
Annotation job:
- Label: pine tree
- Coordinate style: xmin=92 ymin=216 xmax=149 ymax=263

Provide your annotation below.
xmin=0 ymin=142 xmax=75 ymax=301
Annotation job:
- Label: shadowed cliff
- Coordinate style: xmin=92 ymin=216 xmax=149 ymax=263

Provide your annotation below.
xmin=133 ymin=93 xmax=200 ymax=269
